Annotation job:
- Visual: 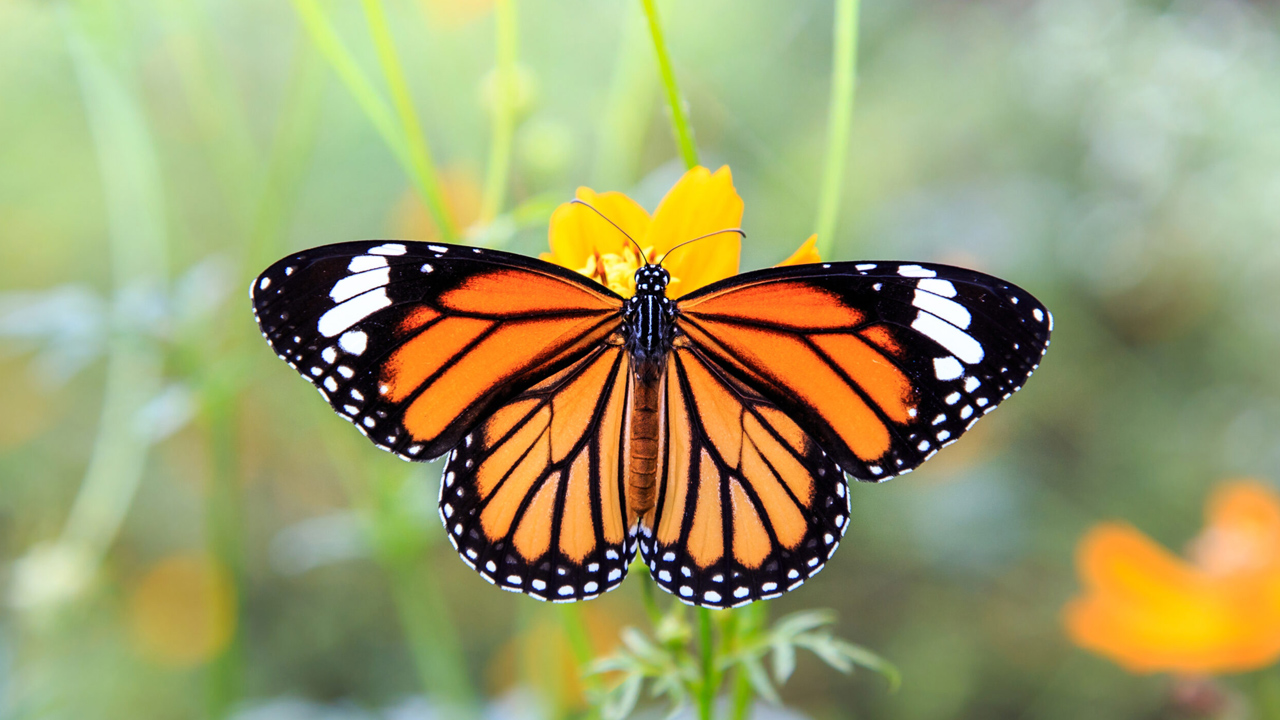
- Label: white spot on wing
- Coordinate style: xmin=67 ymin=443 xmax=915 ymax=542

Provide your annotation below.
xmin=318 ymin=289 xmax=391 ymax=337
xmin=933 ymin=356 xmax=963 ymax=380
xmin=258 ymin=277 xmax=271 ymax=290
xmin=330 ymin=268 xmax=390 ymax=303
xmin=917 ymin=278 xmax=956 ymax=297
xmin=913 ymin=290 xmax=971 ymax=329
xmin=348 ymin=255 xmax=387 ymax=272
xmin=369 ymin=243 xmax=406 ymax=256
xmin=339 ymin=330 xmax=368 ymax=355
xmin=898 ymin=264 xmax=936 ymax=278
xmin=912 ymin=312 xmax=984 ymax=364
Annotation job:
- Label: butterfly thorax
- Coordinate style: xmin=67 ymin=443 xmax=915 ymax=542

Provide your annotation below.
xmin=622 ymin=264 xmax=674 ymax=519
xmin=624 ymin=265 xmax=675 ymax=381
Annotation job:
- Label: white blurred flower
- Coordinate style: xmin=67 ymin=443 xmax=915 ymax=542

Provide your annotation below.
xmin=8 ymin=541 xmax=96 ymax=610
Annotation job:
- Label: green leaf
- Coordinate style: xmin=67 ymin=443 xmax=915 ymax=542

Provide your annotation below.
xmin=603 ymin=673 xmax=643 ymax=720
xmin=772 ymin=610 xmax=836 ymax=639
xmin=771 ymin=639 xmax=797 ymax=683
xmin=744 ymin=656 xmax=782 ymax=705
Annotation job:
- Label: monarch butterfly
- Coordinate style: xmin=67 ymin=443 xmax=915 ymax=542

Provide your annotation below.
xmin=252 ymin=225 xmax=1050 ymax=608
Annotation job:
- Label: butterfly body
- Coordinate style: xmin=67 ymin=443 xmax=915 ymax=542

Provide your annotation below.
xmin=252 ymin=240 xmax=1051 ymax=607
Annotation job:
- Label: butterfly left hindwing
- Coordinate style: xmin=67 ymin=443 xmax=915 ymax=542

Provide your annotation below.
xmin=440 ymin=345 xmax=636 ymax=601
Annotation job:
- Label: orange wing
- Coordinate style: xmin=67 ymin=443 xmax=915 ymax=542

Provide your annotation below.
xmin=638 ymin=346 xmax=849 ymax=607
xmin=676 ymin=261 xmax=1052 ymax=481
xmin=252 ymin=241 xmax=624 ymax=461
xmin=441 ymin=345 xmax=635 ymax=601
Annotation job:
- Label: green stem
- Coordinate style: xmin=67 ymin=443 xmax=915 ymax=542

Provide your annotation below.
xmin=480 ymin=0 xmax=518 ymax=224
xmin=559 ymin=604 xmax=604 ymax=715
xmin=697 ymin=607 xmax=718 ymax=720
xmin=370 ymin=463 xmax=478 ymax=711
xmin=639 ymin=566 xmax=664 ymax=627
xmin=728 ymin=603 xmax=765 ymax=720
xmin=290 ymin=0 xmax=457 ymax=241
xmin=592 ymin=4 xmax=658 ymax=188
xmin=319 ymin=422 xmax=478 ymax=713
xmin=640 ymin=0 xmax=699 ymax=170
xmin=814 ymin=0 xmax=860 ymax=257
xmin=18 ymin=4 xmax=169 ymax=608
xmin=361 ymin=0 xmax=458 ymax=241
xmin=249 ymin=40 xmax=326 ymax=271
xmin=203 ymin=390 xmax=245 ymax=720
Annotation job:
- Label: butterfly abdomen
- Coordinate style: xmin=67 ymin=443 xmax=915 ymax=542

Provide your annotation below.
xmin=627 ymin=372 xmax=662 ymax=516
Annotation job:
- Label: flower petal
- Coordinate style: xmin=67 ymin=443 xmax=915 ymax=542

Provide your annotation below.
xmin=775 ymin=235 xmax=822 ymax=267
xmin=1193 ymin=479 xmax=1280 ymax=575
xmin=646 ymin=166 xmax=743 ymax=297
xmin=1065 ymin=519 xmax=1280 ymax=674
xmin=547 ymin=188 xmax=651 ymax=270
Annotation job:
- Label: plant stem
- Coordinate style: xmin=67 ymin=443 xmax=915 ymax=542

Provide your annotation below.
xmin=814 ymin=0 xmax=861 ymax=257
xmin=640 ymin=0 xmax=699 ymax=170
xmin=480 ymin=0 xmax=518 ymax=224
xmin=30 ymin=3 xmax=167 ymax=600
xmin=728 ymin=603 xmax=765 ymax=720
xmin=592 ymin=5 xmax=659 ymax=188
xmin=639 ymin=564 xmax=664 ymax=627
xmin=203 ymin=389 xmax=245 ymax=720
xmin=697 ymin=607 xmax=718 ymax=720
xmin=290 ymin=0 xmax=457 ymax=241
xmin=559 ymin=604 xmax=604 ymax=715
xmin=361 ymin=0 xmax=458 ymax=241
xmin=370 ymin=463 xmax=478 ymax=711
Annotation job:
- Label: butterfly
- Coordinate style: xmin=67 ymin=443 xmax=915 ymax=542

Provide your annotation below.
xmin=251 ymin=235 xmax=1051 ymax=608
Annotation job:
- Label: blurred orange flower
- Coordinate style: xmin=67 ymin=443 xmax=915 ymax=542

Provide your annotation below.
xmin=1064 ymin=480 xmax=1280 ymax=674
xmin=129 ymin=554 xmax=236 ymax=667
xmin=543 ymin=166 xmax=817 ymax=298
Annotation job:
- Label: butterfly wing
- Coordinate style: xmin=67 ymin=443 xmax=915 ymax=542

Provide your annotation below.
xmin=640 ymin=260 xmax=1051 ymax=607
xmin=639 ymin=346 xmax=849 ymax=607
xmin=675 ymin=261 xmax=1052 ymax=480
xmin=440 ymin=344 xmax=636 ymax=601
xmin=251 ymin=241 xmax=624 ymax=461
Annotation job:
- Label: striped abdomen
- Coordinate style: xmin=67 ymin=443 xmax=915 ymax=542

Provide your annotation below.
xmin=626 ymin=366 xmax=663 ymax=516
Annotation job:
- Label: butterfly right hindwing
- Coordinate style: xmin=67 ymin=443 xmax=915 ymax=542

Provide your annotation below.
xmin=639 ymin=345 xmax=851 ymax=609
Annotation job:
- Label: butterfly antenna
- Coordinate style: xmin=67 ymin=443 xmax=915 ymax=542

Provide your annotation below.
xmin=657 ymin=228 xmax=746 ymax=267
xmin=569 ymin=199 xmax=648 ymax=262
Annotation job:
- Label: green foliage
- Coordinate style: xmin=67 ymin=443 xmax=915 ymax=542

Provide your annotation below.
xmin=589 ymin=599 xmax=897 ymax=719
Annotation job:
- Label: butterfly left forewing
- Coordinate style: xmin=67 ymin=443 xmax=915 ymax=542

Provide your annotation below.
xmin=640 ymin=346 xmax=849 ymax=608
xmin=441 ymin=345 xmax=636 ymax=602
xmin=251 ymin=241 xmax=623 ymax=461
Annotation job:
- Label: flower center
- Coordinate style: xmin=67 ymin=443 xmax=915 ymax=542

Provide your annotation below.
xmin=575 ymin=245 xmax=680 ymax=298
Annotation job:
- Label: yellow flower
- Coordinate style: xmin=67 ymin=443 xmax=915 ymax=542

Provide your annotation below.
xmin=543 ymin=166 xmax=817 ymax=298
xmin=1064 ymin=480 xmax=1280 ymax=674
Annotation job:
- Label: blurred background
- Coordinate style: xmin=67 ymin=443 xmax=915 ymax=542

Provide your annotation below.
xmin=5 ymin=0 xmax=1280 ymax=718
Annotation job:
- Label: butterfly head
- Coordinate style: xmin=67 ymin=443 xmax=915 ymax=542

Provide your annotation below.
xmin=633 ymin=265 xmax=670 ymax=295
